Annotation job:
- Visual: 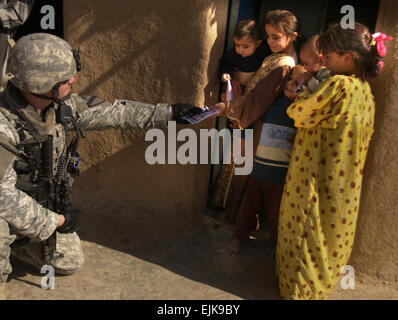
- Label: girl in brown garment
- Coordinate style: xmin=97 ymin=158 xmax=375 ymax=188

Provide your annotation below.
xmin=211 ymin=10 xmax=300 ymax=227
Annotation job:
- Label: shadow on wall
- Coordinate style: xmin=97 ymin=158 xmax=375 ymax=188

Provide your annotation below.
xmin=64 ymin=1 xmax=228 ymax=220
xmin=65 ymin=0 xmax=223 ymax=107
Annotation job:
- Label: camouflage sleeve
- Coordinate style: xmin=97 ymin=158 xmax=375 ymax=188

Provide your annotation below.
xmin=67 ymin=95 xmax=170 ymax=131
xmin=0 ymin=114 xmax=58 ymax=241
xmin=0 ymin=0 xmax=35 ymax=30
xmin=0 ymin=161 xmax=59 ymax=241
xmin=0 ymin=162 xmax=58 ymax=240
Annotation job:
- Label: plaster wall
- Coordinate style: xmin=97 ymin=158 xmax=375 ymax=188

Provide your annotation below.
xmin=64 ymin=1 xmax=229 ymax=219
xmin=350 ymin=0 xmax=398 ymax=282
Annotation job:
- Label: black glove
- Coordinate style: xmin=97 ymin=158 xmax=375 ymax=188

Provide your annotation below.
xmin=171 ymin=103 xmax=203 ymax=124
xmin=57 ymin=208 xmax=81 ymax=234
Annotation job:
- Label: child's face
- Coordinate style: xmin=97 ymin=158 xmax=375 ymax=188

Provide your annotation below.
xmin=323 ymin=51 xmax=354 ymax=75
xmin=265 ymin=24 xmax=295 ymax=54
xmin=300 ymin=49 xmax=323 ymax=75
xmin=234 ymin=36 xmax=261 ymax=58
xmin=284 ymin=67 xmax=311 ymax=100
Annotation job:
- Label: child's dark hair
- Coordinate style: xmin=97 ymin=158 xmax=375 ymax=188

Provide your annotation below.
xmin=317 ymin=23 xmax=383 ymax=79
xmin=264 ymin=10 xmax=303 ymax=51
xmin=234 ymin=19 xmax=262 ymax=41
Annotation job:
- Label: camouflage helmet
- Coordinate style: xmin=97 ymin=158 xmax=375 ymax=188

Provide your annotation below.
xmin=7 ymin=33 xmax=81 ymax=94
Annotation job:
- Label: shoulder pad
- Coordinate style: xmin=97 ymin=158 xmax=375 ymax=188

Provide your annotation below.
xmin=69 ymin=94 xmax=109 ymax=114
xmin=81 ymin=95 xmax=107 ymax=108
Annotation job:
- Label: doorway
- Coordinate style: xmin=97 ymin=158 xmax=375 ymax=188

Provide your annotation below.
xmin=224 ymin=0 xmax=380 ymax=52
xmin=209 ymin=0 xmax=381 ymax=204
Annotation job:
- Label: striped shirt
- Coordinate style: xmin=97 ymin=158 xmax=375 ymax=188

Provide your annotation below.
xmin=251 ymin=94 xmax=296 ymax=185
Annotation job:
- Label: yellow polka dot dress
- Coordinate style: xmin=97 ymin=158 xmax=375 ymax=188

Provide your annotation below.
xmin=276 ymin=75 xmax=375 ymax=300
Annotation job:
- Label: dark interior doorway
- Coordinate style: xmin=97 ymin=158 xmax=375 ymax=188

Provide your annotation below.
xmin=14 ymin=0 xmax=63 ymax=41
xmin=225 ymin=0 xmax=380 ymax=51
xmin=257 ymin=0 xmax=380 ymax=41
xmin=323 ymin=0 xmax=380 ymax=33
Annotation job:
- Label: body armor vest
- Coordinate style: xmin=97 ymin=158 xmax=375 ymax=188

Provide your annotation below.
xmin=0 ymin=97 xmax=83 ymax=262
xmin=0 ymin=103 xmax=70 ymax=195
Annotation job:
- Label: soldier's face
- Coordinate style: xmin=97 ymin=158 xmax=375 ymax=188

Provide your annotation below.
xmin=57 ymin=77 xmax=76 ymax=99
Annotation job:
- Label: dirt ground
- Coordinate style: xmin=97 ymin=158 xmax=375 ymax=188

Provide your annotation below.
xmin=4 ymin=205 xmax=398 ymax=300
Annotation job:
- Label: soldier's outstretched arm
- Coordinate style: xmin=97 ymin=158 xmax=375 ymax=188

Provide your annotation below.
xmin=68 ymin=95 xmax=223 ymax=131
xmin=68 ymin=95 xmax=170 ymax=131
xmin=0 ymin=0 xmax=35 ymax=30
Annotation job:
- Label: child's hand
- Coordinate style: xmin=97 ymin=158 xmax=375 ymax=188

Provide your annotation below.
xmin=231 ymin=79 xmax=242 ymax=99
xmin=221 ymin=79 xmax=242 ymax=102
xmin=208 ymin=102 xmax=226 ymax=117
xmin=221 ymin=74 xmax=231 ymax=82
xmin=303 ymin=71 xmax=314 ymax=83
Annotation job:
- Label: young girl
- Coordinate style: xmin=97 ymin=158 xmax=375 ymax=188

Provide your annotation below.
xmin=227 ymin=65 xmax=312 ymax=257
xmin=218 ymin=19 xmax=271 ymax=97
xmin=276 ymin=23 xmax=390 ymax=300
xmin=226 ymin=10 xmax=300 ymax=129
xmin=212 ymin=10 xmax=300 ymax=223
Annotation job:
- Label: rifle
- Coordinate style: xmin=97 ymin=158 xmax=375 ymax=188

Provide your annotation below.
xmin=14 ymin=135 xmax=72 ymax=265
xmin=12 ymin=103 xmax=84 ymax=265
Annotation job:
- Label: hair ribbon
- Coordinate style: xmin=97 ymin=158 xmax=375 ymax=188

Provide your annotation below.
xmin=372 ymin=33 xmax=393 ymax=57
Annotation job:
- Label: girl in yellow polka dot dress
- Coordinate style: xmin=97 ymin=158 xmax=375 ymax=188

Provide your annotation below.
xmin=276 ymin=23 xmax=392 ymax=300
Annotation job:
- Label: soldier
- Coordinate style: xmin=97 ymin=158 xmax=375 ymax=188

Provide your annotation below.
xmin=0 ymin=33 xmax=222 ymax=299
xmin=0 ymin=0 xmax=35 ymax=92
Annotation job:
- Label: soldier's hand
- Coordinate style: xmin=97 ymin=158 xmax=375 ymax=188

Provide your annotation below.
xmin=171 ymin=103 xmax=203 ymax=124
xmin=57 ymin=209 xmax=81 ymax=234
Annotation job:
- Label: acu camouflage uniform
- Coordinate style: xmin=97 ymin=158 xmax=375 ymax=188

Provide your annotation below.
xmin=0 ymin=33 xmax=170 ymax=282
xmin=0 ymin=0 xmax=35 ymax=91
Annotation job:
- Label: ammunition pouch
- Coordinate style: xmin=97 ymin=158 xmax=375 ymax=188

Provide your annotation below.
xmin=6 ymin=101 xmax=85 ymax=257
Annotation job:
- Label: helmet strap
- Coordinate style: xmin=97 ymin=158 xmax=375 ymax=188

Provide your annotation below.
xmin=30 ymin=92 xmax=55 ymax=101
xmin=30 ymin=83 xmax=63 ymax=102
xmin=53 ymin=83 xmax=61 ymax=100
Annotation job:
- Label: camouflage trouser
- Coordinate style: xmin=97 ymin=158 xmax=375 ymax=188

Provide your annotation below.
xmin=0 ymin=218 xmax=84 ymax=283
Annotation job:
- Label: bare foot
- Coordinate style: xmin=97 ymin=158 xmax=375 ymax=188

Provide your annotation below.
xmin=226 ymin=239 xmax=242 ymax=257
